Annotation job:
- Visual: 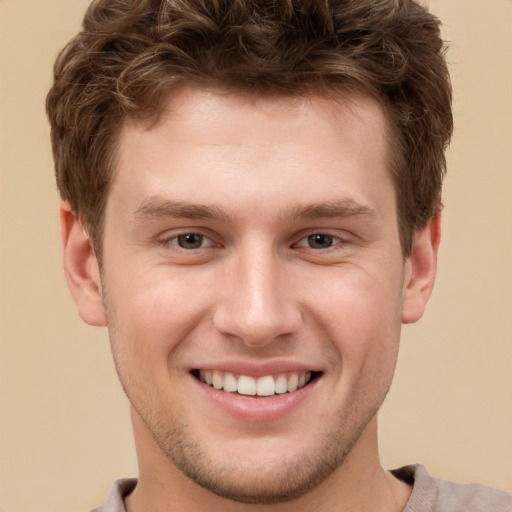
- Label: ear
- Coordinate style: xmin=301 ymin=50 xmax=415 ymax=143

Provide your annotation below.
xmin=59 ymin=202 xmax=107 ymax=326
xmin=401 ymin=213 xmax=441 ymax=324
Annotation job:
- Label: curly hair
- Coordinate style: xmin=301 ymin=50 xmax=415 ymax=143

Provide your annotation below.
xmin=46 ymin=0 xmax=452 ymax=258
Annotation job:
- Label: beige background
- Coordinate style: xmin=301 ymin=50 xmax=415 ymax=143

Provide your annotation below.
xmin=1 ymin=0 xmax=511 ymax=510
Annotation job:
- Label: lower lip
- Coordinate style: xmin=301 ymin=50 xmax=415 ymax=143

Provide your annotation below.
xmin=193 ymin=375 xmax=320 ymax=422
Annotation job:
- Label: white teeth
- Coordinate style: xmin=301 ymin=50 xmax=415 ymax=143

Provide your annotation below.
xmin=212 ymin=370 xmax=223 ymax=389
xmin=237 ymin=375 xmax=257 ymax=395
xmin=287 ymin=373 xmax=298 ymax=392
xmin=257 ymin=376 xmax=275 ymax=396
xmin=198 ymin=370 xmax=315 ymax=396
xmin=275 ymin=374 xmax=288 ymax=394
xmin=223 ymin=372 xmax=238 ymax=392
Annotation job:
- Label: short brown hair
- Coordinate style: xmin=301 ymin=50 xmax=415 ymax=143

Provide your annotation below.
xmin=47 ymin=0 xmax=452 ymax=258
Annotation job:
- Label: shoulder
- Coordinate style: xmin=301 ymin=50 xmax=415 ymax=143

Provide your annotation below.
xmin=90 ymin=479 xmax=137 ymax=512
xmin=392 ymin=464 xmax=512 ymax=512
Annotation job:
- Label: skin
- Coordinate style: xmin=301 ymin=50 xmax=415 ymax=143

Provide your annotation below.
xmin=61 ymin=86 xmax=440 ymax=511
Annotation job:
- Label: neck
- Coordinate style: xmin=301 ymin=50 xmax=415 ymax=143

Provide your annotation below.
xmin=126 ymin=411 xmax=411 ymax=512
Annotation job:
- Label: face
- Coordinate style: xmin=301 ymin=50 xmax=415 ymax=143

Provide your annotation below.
xmin=97 ymin=87 xmax=410 ymax=502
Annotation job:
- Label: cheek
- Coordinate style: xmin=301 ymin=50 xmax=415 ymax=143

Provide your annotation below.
xmin=308 ymin=263 xmax=404 ymax=369
xmin=103 ymin=263 xmax=216 ymax=369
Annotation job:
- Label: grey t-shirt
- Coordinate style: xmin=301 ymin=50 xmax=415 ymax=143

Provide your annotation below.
xmin=91 ymin=465 xmax=512 ymax=511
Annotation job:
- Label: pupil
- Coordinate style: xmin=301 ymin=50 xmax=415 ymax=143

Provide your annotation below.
xmin=178 ymin=233 xmax=203 ymax=249
xmin=309 ymin=234 xmax=333 ymax=249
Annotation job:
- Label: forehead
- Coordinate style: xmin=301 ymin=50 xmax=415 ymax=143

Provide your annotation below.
xmin=109 ymin=86 xmax=393 ymax=223
xmin=116 ymin=86 xmax=390 ymax=173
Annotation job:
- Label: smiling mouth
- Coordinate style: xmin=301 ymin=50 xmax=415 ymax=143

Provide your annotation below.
xmin=192 ymin=370 xmax=321 ymax=397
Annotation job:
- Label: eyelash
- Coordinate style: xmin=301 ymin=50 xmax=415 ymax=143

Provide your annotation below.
xmin=159 ymin=231 xmax=347 ymax=251
xmin=160 ymin=232 xmax=215 ymax=250
xmin=293 ymin=233 xmax=344 ymax=250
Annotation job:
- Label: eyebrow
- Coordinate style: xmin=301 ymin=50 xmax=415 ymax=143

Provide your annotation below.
xmin=132 ymin=198 xmax=231 ymax=222
xmin=282 ymin=201 xmax=377 ymax=222
xmin=132 ymin=197 xmax=377 ymax=224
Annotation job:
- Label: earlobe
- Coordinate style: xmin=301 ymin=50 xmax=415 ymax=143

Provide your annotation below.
xmin=59 ymin=202 xmax=107 ymax=327
xmin=401 ymin=213 xmax=441 ymax=324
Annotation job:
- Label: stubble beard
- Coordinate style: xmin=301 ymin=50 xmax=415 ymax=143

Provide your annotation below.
xmin=148 ymin=415 xmax=368 ymax=504
xmin=103 ymin=290 xmax=396 ymax=505
xmin=124 ymin=379 xmax=391 ymax=505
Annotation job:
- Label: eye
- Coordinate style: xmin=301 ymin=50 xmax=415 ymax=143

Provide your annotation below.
xmin=171 ymin=233 xmax=212 ymax=250
xmin=295 ymin=233 xmax=341 ymax=249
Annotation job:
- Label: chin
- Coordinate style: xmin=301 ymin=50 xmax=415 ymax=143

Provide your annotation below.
xmin=175 ymin=450 xmax=345 ymax=504
xmin=149 ymin=416 xmax=370 ymax=505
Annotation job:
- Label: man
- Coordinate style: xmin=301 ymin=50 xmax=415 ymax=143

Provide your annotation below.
xmin=46 ymin=0 xmax=511 ymax=510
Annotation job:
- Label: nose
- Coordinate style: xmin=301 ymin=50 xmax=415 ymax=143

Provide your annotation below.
xmin=212 ymin=243 xmax=301 ymax=347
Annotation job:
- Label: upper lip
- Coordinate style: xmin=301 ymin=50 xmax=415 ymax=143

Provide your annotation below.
xmin=190 ymin=359 xmax=322 ymax=377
